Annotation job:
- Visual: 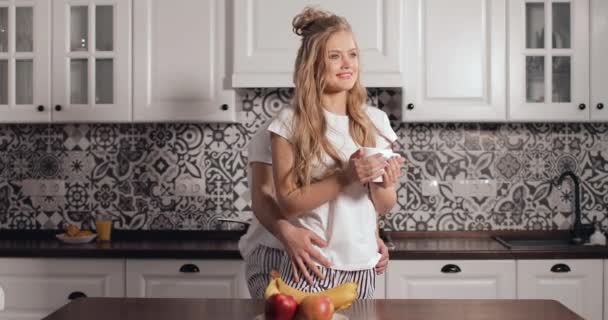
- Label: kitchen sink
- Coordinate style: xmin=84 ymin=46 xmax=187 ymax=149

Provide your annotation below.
xmin=493 ymin=235 xmax=579 ymax=249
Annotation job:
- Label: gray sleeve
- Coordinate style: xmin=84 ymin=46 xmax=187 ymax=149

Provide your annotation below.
xmin=247 ymin=124 xmax=273 ymax=164
xmin=267 ymin=107 xmax=295 ymax=141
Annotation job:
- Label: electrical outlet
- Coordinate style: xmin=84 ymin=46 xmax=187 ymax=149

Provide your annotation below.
xmin=42 ymin=179 xmax=66 ymax=196
xmin=19 ymin=179 xmax=65 ymax=196
xmin=453 ymin=179 xmax=496 ymax=197
xmin=421 ymin=180 xmax=440 ymax=196
xmin=0 ymin=285 xmax=4 ymax=311
xmin=452 ymin=180 xmax=468 ymax=197
xmin=474 ymin=179 xmax=496 ymax=197
xmin=20 ymin=179 xmax=39 ymax=196
xmin=175 ymin=177 xmax=205 ymax=197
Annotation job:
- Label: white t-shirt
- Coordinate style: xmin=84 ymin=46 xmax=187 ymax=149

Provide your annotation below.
xmin=238 ymin=106 xmax=398 ymax=271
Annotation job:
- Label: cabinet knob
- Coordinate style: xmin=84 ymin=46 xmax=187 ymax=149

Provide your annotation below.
xmin=55 ymin=105 xmax=62 ymax=111
xmin=67 ymin=291 xmax=87 ymax=300
xmin=440 ymin=264 xmax=461 ymax=273
xmin=221 ymin=104 xmax=229 ymax=111
xmin=179 ymin=263 xmax=200 ymax=273
xmin=578 ymin=103 xmax=586 ymax=110
xmin=550 ymin=263 xmax=571 ymax=273
xmin=37 ymin=105 xmax=45 ymax=112
xmin=407 ymin=103 xmax=415 ymax=110
xmin=598 ymin=103 xmax=605 ymax=110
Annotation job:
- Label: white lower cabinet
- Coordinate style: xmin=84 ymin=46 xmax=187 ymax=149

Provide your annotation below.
xmin=0 ymin=256 xmax=605 ymax=319
xmin=0 ymin=258 xmax=124 ymax=320
xmin=125 ymin=259 xmax=250 ymax=299
xmin=373 ymin=272 xmax=386 ymax=299
xmin=385 ymin=260 xmax=516 ymax=299
xmin=517 ymin=260 xmax=602 ymax=320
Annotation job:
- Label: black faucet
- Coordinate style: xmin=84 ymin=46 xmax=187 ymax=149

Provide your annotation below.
xmin=553 ymin=170 xmax=590 ymax=244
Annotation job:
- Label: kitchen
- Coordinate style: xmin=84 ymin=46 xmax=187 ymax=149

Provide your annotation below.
xmin=0 ymin=0 xmax=606 ymax=319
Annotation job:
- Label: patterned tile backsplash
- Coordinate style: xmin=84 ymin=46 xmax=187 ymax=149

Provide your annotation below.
xmin=1 ymin=88 xmax=607 ymax=231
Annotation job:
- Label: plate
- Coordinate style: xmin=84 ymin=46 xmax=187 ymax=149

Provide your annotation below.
xmin=56 ymin=233 xmax=97 ymax=244
xmin=253 ymin=313 xmax=348 ymax=320
xmin=216 ymin=218 xmax=251 ymax=225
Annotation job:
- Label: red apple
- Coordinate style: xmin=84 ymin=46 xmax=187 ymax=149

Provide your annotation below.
xmin=264 ymin=293 xmax=298 ymax=320
xmin=294 ymin=295 xmax=335 ymax=320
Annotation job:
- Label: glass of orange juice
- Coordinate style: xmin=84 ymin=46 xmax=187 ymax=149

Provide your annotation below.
xmin=95 ymin=213 xmax=113 ymax=242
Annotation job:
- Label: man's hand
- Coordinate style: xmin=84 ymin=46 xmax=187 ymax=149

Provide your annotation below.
xmin=277 ymin=222 xmax=332 ymax=285
xmin=375 ymin=237 xmax=389 ymax=274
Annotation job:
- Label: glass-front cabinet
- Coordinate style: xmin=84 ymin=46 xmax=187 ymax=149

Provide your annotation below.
xmin=509 ymin=0 xmax=590 ymax=121
xmin=0 ymin=0 xmax=130 ymax=123
xmin=591 ymin=0 xmax=608 ymax=121
xmin=52 ymin=0 xmax=130 ymax=122
xmin=0 ymin=0 xmax=51 ymax=122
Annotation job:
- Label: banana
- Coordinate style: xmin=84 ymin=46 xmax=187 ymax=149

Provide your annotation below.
xmin=314 ymin=281 xmax=358 ymax=311
xmin=264 ymin=270 xmax=358 ymax=311
xmin=264 ymin=278 xmax=281 ymax=298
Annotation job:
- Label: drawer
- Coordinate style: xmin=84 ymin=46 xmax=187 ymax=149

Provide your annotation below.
xmin=126 ymin=259 xmax=249 ymax=298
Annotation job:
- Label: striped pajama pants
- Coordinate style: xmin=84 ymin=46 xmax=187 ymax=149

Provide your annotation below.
xmin=244 ymin=245 xmax=376 ymax=299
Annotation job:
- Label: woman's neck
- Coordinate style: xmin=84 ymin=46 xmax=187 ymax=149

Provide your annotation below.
xmin=321 ymin=91 xmax=347 ymax=115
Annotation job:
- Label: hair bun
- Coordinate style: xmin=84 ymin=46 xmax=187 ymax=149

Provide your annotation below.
xmin=292 ymin=7 xmax=331 ymax=37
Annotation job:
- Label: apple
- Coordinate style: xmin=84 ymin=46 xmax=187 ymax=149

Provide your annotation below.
xmin=294 ymin=295 xmax=335 ymax=320
xmin=264 ymin=293 xmax=298 ymax=320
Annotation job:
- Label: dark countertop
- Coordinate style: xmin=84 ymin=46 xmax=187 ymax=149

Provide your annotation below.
xmin=1 ymin=230 xmax=607 ymax=259
xmin=386 ymin=233 xmax=608 ymax=259
xmin=0 ymin=230 xmax=244 ymax=259
xmin=43 ymin=297 xmax=583 ymax=320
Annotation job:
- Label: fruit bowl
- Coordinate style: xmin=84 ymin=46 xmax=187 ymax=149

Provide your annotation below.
xmin=253 ymin=313 xmax=348 ymax=320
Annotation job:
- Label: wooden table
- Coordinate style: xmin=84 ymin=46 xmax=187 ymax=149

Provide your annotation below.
xmin=43 ymin=298 xmax=582 ymax=320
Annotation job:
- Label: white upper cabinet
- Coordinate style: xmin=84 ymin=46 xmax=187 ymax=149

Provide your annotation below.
xmin=0 ymin=0 xmax=51 ymax=123
xmin=518 ymin=260 xmax=602 ymax=320
xmin=591 ymin=0 xmax=608 ymax=121
xmin=402 ymin=0 xmax=507 ymax=122
xmin=233 ymin=0 xmax=403 ymax=88
xmin=386 ymin=260 xmax=516 ymax=299
xmin=52 ymin=0 xmax=131 ymax=122
xmin=132 ymin=0 xmax=237 ymax=123
xmin=509 ymin=0 xmax=590 ymax=121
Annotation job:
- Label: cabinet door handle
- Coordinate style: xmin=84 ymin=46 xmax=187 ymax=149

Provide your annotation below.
xmin=67 ymin=291 xmax=87 ymax=300
xmin=37 ymin=105 xmax=45 ymax=112
xmin=55 ymin=105 xmax=62 ymax=111
xmin=220 ymin=104 xmax=229 ymax=111
xmin=550 ymin=263 xmax=571 ymax=273
xmin=578 ymin=103 xmax=586 ymax=110
xmin=598 ymin=103 xmax=605 ymax=110
xmin=440 ymin=264 xmax=461 ymax=273
xmin=179 ymin=263 xmax=200 ymax=273
xmin=407 ymin=103 xmax=415 ymax=110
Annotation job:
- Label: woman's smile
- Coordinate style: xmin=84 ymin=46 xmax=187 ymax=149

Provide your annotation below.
xmin=336 ymin=72 xmax=353 ymax=80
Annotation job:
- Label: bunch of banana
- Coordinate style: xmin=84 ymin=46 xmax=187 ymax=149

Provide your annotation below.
xmin=264 ymin=270 xmax=358 ymax=311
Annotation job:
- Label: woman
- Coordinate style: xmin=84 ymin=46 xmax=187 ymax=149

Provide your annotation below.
xmin=238 ymin=122 xmax=391 ymax=299
xmin=239 ymin=7 xmax=403 ymax=299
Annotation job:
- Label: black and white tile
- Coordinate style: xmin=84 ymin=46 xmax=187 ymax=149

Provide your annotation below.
xmin=0 ymin=88 xmax=607 ymax=231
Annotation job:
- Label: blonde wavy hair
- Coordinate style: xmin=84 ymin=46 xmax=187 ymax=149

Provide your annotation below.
xmin=290 ymin=7 xmax=378 ymax=187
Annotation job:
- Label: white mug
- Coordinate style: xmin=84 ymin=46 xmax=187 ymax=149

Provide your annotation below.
xmin=360 ymin=147 xmax=398 ymax=182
